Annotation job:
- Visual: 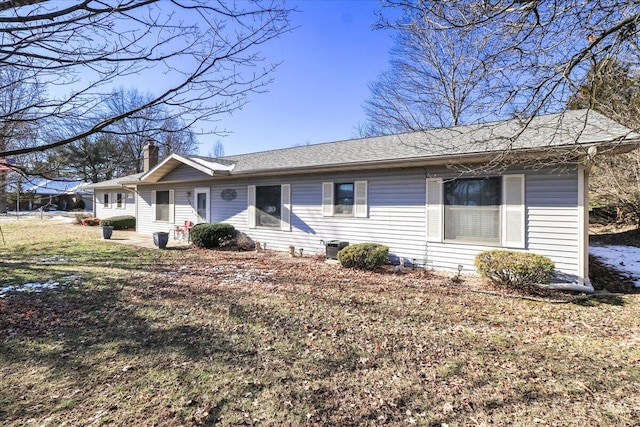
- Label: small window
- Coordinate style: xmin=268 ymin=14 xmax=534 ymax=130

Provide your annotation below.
xmin=155 ymin=190 xmax=170 ymax=222
xmin=103 ymin=193 xmax=109 ymax=208
xmin=116 ymin=193 xmax=123 ymax=208
xmin=256 ymin=185 xmax=281 ymax=227
xmin=444 ymin=178 xmax=501 ymax=244
xmin=322 ymin=181 xmax=367 ymax=218
xmin=334 ymin=183 xmax=354 ymax=215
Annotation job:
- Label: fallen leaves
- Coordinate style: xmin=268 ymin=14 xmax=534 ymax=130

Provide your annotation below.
xmin=1 ymin=223 xmax=640 ymax=426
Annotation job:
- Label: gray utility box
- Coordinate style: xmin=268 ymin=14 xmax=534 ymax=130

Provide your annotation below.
xmin=326 ymin=240 xmax=349 ymax=260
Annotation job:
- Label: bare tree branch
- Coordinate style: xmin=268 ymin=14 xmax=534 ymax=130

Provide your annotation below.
xmin=0 ymin=0 xmax=291 ymax=160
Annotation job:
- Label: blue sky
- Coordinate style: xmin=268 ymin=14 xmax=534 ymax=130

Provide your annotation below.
xmin=199 ymin=0 xmax=394 ymax=156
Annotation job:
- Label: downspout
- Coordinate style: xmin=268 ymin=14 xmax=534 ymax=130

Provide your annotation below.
xmin=543 ymin=149 xmax=596 ymax=293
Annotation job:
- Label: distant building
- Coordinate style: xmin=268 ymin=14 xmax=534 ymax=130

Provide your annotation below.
xmin=7 ymin=178 xmax=93 ymax=212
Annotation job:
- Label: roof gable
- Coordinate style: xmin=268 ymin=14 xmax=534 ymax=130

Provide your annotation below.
xmin=140 ymin=153 xmax=234 ymax=183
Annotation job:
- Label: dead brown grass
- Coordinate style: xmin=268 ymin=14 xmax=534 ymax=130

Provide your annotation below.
xmin=0 ymin=221 xmax=639 ymax=426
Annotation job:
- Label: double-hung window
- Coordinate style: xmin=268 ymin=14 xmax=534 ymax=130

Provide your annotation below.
xmin=256 ymin=185 xmax=281 ymax=227
xmin=427 ymin=175 xmax=525 ymax=248
xmin=334 ymin=183 xmax=354 ymax=215
xmin=152 ymin=189 xmax=174 ymax=222
xmin=116 ymin=193 xmax=124 ymax=209
xmin=103 ymin=193 xmax=110 ymax=208
xmin=247 ymin=184 xmax=291 ymax=231
xmin=444 ymin=178 xmax=501 ymax=244
xmin=322 ymin=181 xmax=368 ymax=217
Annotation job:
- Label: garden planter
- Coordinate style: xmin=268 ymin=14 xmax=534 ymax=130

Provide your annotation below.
xmin=153 ymin=231 xmax=169 ymax=249
xmin=100 ymin=226 xmax=113 ymax=239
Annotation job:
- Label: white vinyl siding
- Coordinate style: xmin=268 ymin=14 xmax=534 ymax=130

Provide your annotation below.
xmin=130 ymin=166 xmax=581 ymax=283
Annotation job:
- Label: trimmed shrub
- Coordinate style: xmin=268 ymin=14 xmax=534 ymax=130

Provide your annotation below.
xmin=190 ymin=223 xmax=236 ymax=249
xmin=337 ymin=243 xmax=389 ymax=270
xmin=99 ymin=215 xmax=135 ymax=230
xmin=71 ymin=199 xmax=85 ymax=210
xmin=474 ymin=250 xmax=555 ymax=291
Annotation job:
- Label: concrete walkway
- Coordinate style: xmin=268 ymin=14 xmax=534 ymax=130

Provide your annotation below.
xmin=105 ymin=230 xmax=192 ymax=250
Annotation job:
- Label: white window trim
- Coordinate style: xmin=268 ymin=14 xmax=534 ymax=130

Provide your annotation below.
xmin=115 ymin=192 xmax=125 ymax=209
xmin=247 ymin=184 xmax=291 ymax=231
xmin=427 ymin=175 xmax=525 ymax=248
xmin=322 ymin=180 xmax=367 ymax=218
xmin=103 ymin=193 xmax=111 ymax=209
xmin=152 ymin=189 xmax=174 ymax=223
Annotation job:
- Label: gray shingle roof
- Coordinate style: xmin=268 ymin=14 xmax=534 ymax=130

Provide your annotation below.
xmin=85 ymin=172 xmax=144 ymax=189
xmin=220 ymin=109 xmax=638 ymax=174
xmin=89 ymin=109 xmax=640 ymax=188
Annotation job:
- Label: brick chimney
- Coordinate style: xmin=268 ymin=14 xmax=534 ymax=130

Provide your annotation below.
xmin=143 ymin=141 xmax=159 ymax=171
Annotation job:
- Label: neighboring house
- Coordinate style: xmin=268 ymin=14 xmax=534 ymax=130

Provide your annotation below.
xmin=8 ymin=178 xmax=93 ymax=212
xmin=90 ymin=173 xmax=141 ymax=219
xmin=86 ymin=110 xmax=640 ymax=292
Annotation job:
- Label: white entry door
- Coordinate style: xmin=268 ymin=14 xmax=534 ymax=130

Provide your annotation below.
xmin=194 ymin=187 xmax=210 ymax=223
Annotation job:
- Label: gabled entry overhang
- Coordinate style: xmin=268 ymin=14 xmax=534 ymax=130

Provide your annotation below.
xmin=140 ymin=153 xmax=235 ymax=183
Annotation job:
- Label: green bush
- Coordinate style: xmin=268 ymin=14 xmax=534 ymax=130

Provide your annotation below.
xmin=99 ymin=215 xmax=136 ymax=230
xmin=190 ymin=223 xmax=236 ymax=249
xmin=337 ymin=243 xmax=389 ymax=270
xmin=474 ymin=250 xmax=555 ymax=291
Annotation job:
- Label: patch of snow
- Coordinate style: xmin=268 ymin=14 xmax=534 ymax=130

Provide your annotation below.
xmin=39 ymin=256 xmax=68 ymax=264
xmin=0 ymin=275 xmax=80 ymax=296
xmin=590 ymin=245 xmax=640 ymax=287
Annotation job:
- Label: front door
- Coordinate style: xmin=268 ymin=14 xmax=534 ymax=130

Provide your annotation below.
xmin=194 ymin=187 xmax=210 ymax=223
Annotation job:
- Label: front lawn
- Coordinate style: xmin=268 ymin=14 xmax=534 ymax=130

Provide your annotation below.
xmin=1 ymin=221 xmax=639 ymax=426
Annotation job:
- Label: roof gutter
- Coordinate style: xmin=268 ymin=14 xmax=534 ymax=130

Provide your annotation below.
xmin=226 ymin=139 xmax=640 ymax=178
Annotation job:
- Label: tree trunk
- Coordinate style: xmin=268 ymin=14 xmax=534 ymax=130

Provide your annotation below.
xmin=0 ymin=170 xmax=6 ymax=214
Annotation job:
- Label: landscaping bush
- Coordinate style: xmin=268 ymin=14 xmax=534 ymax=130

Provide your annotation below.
xmin=71 ymin=199 xmax=85 ymax=210
xmin=99 ymin=215 xmax=136 ymax=230
xmin=190 ymin=223 xmax=235 ymax=248
xmin=337 ymin=242 xmax=389 ymax=270
xmin=474 ymin=250 xmax=555 ymax=291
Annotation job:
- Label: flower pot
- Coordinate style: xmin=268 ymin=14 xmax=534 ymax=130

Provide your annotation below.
xmin=153 ymin=231 xmax=169 ymax=249
xmin=100 ymin=226 xmax=114 ymax=240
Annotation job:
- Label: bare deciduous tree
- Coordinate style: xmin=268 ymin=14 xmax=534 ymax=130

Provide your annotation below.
xmin=99 ymin=88 xmax=199 ymax=173
xmin=0 ymin=0 xmax=291 ymax=160
xmin=209 ymin=140 xmax=226 ymax=158
xmin=362 ymin=7 xmax=499 ymax=136
xmin=0 ymin=66 xmax=43 ymax=212
xmin=367 ymin=1 xmax=640 ymax=167
xmin=569 ymin=58 xmax=640 ymax=226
